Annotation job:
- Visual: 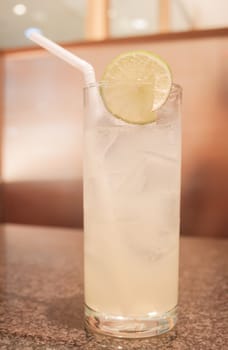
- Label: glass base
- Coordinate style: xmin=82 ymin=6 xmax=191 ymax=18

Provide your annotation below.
xmin=85 ymin=304 xmax=177 ymax=339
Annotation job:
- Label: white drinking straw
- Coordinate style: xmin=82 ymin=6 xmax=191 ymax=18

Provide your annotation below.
xmin=25 ymin=28 xmax=96 ymax=86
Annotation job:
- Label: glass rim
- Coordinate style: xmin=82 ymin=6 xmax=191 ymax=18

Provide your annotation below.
xmin=85 ymin=82 xmax=182 ymax=96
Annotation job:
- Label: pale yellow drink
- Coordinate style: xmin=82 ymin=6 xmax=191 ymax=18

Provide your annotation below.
xmin=84 ymin=84 xmax=181 ymax=337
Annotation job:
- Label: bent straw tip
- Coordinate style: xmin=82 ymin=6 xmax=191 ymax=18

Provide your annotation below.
xmin=24 ymin=27 xmax=43 ymax=39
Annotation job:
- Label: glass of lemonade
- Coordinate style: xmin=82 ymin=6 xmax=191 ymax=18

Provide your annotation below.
xmin=83 ymin=51 xmax=182 ymax=338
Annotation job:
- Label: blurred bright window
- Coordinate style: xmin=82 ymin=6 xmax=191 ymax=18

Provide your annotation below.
xmin=0 ymin=0 xmax=86 ymax=49
xmin=109 ymin=0 xmax=159 ymax=37
xmin=0 ymin=0 xmax=227 ymax=49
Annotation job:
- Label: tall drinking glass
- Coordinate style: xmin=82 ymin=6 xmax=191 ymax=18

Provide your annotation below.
xmin=83 ymin=83 xmax=182 ymax=338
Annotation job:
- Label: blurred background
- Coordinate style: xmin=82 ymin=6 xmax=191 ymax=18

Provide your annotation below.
xmin=0 ymin=0 xmax=227 ymax=236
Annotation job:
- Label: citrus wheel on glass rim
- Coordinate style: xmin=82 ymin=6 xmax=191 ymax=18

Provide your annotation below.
xmin=100 ymin=50 xmax=172 ymax=124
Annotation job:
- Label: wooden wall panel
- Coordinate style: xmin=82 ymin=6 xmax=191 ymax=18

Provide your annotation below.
xmin=159 ymin=0 xmax=170 ymax=32
xmin=2 ymin=32 xmax=228 ymax=235
xmin=0 ymin=53 xmax=4 ymax=223
xmin=2 ymin=180 xmax=83 ymax=228
xmin=85 ymin=0 xmax=109 ymax=40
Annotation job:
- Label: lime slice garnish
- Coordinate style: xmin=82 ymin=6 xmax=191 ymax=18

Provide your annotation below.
xmin=100 ymin=50 xmax=172 ymax=124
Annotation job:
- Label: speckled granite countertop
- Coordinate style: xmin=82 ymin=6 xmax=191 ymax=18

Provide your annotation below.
xmin=0 ymin=224 xmax=227 ymax=349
